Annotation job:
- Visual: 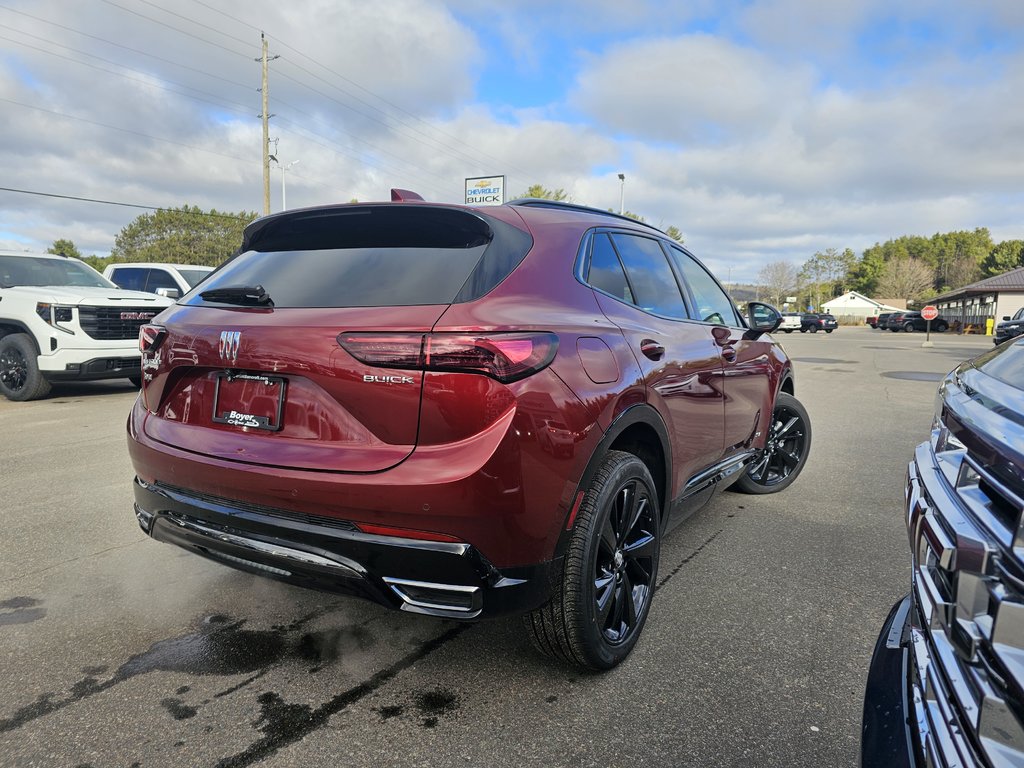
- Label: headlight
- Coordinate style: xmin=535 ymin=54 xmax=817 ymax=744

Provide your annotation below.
xmin=35 ymin=303 xmax=75 ymax=333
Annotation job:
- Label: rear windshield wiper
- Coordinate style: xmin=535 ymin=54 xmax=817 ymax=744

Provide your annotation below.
xmin=199 ymin=284 xmax=273 ymax=306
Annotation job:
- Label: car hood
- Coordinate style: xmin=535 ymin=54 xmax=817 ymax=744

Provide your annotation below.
xmin=6 ymin=285 xmax=174 ymax=306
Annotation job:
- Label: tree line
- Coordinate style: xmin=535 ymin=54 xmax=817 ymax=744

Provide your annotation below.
xmin=758 ymin=229 xmax=1024 ymax=309
xmin=51 ymin=187 xmax=686 ymax=271
xmin=50 ymin=191 xmax=1018 ymax=314
xmin=49 ymin=205 xmax=257 ymax=272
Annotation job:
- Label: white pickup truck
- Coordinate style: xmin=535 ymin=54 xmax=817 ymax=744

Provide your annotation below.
xmin=0 ymin=251 xmax=172 ymax=401
xmin=778 ymin=313 xmax=802 ymax=333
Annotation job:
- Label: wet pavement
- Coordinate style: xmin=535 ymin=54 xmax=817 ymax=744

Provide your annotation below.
xmin=0 ymin=329 xmax=995 ymax=767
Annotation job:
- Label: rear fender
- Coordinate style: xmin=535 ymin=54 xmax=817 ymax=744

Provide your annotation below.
xmin=552 ymin=404 xmax=671 ymax=560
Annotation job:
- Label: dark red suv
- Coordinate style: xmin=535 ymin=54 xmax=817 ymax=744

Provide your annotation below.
xmin=128 ymin=194 xmax=811 ymax=669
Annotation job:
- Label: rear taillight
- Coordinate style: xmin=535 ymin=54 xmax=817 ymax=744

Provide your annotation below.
xmin=338 ymin=332 xmax=558 ymax=383
xmin=139 ymin=324 xmax=167 ymax=353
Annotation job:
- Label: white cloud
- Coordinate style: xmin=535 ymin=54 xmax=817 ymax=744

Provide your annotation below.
xmin=571 ymin=34 xmax=815 ymax=143
xmin=0 ymin=0 xmax=1021 ymax=284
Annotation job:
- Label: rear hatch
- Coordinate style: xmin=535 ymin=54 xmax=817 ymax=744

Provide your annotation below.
xmin=139 ymin=203 xmax=532 ymax=473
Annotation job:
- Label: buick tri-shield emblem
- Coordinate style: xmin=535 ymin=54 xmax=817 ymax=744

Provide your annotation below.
xmin=219 ymin=330 xmax=240 ymax=363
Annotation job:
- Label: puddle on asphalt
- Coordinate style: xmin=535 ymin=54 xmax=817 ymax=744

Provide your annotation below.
xmin=0 ymin=596 xmax=46 ymax=626
xmin=881 ymin=371 xmax=945 ymax=382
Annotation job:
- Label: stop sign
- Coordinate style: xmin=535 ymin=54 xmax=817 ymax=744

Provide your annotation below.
xmin=922 ymin=305 xmax=939 ymax=321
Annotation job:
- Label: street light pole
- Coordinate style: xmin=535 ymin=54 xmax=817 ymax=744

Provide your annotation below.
xmin=617 ymin=173 xmax=625 ymax=215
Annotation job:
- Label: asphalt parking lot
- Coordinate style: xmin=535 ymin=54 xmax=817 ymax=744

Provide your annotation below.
xmin=0 ymin=326 xmax=996 ymax=767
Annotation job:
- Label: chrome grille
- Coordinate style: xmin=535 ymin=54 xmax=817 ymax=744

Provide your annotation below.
xmin=78 ymin=306 xmax=158 ymax=340
xmin=908 ymin=428 xmax=1024 ymax=767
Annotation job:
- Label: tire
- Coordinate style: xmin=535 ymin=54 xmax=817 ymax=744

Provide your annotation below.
xmin=935 ymin=322 xmax=948 ymax=333
xmin=904 ymin=323 xmax=914 ymax=332
xmin=783 ymin=330 xmax=793 ymax=333
xmin=800 ymin=328 xmax=807 ymax=333
xmin=525 ymin=450 xmax=660 ymax=670
xmin=732 ymin=393 xmax=811 ymax=495
xmin=809 ymin=326 xmax=818 ymax=333
xmin=825 ymin=329 xmax=833 ymax=333
xmin=0 ymin=333 xmax=51 ymax=402
xmin=128 ymin=375 xmax=143 ymax=388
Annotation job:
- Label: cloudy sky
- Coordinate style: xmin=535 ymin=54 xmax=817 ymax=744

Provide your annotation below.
xmin=1 ymin=0 xmax=1022 ymax=281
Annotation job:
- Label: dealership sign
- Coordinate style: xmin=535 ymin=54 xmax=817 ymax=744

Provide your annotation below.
xmin=465 ymin=176 xmax=505 ymax=206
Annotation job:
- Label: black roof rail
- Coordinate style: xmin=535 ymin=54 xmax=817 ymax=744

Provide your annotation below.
xmin=506 ymin=198 xmax=665 ymax=235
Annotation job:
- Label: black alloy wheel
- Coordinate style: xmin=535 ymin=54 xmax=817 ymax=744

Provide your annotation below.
xmin=0 ymin=344 xmax=27 ymax=392
xmin=733 ymin=392 xmax=811 ymax=494
xmin=592 ymin=475 xmax=658 ymax=646
xmin=0 ymin=333 xmax=50 ymax=401
xmin=525 ymin=450 xmax=660 ymax=670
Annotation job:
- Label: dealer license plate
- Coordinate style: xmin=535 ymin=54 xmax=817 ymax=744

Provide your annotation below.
xmin=212 ymin=372 xmax=286 ymax=431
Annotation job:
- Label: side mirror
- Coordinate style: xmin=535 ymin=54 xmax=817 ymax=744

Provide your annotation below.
xmin=155 ymin=287 xmax=180 ymax=299
xmin=1003 ymin=316 xmax=1011 ymax=321
xmin=745 ymin=301 xmax=782 ymax=335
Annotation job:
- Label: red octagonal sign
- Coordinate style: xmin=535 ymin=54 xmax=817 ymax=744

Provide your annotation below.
xmin=922 ymin=305 xmax=939 ymax=321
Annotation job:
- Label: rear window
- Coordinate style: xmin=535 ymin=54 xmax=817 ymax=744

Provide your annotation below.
xmin=187 ymin=206 xmax=531 ymax=308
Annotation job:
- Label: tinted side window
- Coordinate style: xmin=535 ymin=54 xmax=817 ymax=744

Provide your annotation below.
xmin=587 ymin=233 xmax=633 ymax=303
xmin=610 ymin=234 xmax=686 ymax=318
xmin=667 ymin=247 xmax=740 ymax=326
xmin=145 ymin=269 xmax=179 ymax=292
xmin=109 ymin=267 xmax=147 ymax=292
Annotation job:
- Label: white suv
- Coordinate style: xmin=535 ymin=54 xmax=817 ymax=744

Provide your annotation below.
xmin=0 ymin=251 xmax=173 ymax=401
xmin=103 ymin=262 xmax=214 ymax=299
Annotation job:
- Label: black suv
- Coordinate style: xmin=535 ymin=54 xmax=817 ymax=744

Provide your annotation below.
xmin=995 ymin=307 xmax=1024 ymax=345
xmin=887 ymin=310 xmax=949 ymax=333
xmin=800 ymin=313 xmax=837 ymax=333
xmin=862 ymin=338 xmax=1024 ymax=766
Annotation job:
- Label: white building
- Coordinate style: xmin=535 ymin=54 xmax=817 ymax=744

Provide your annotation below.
xmin=821 ymin=291 xmax=903 ymax=322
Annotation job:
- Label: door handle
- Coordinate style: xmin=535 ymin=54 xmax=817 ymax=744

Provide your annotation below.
xmin=640 ymin=339 xmax=665 ymax=361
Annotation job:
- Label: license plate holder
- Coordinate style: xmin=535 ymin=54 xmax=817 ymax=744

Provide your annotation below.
xmin=212 ymin=372 xmax=286 ymax=431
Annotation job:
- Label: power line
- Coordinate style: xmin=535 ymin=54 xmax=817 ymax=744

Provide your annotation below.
xmin=0 ymin=13 xmax=443 ymax=195
xmin=97 ymin=0 xmax=254 ymax=59
xmin=0 ymin=97 xmax=254 ymax=164
xmin=0 ymin=28 xmax=256 ymax=116
xmin=0 ymin=186 xmax=253 ymax=218
xmin=0 ymin=4 xmax=254 ymax=92
xmin=178 ymin=0 xmax=538 ymax=179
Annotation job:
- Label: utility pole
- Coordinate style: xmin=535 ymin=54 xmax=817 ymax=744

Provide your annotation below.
xmin=257 ymin=33 xmax=279 ymax=216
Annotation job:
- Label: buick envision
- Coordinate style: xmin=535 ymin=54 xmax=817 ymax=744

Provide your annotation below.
xmin=127 ymin=193 xmax=811 ymax=669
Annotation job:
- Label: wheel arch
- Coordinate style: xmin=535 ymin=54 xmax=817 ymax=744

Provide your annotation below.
xmin=779 ymin=368 xmax=795 ymax=396
xmin=573 ymin=404 xmax=672 ymax=524
xmin=0 ymin=320 xmax=41 ymax=353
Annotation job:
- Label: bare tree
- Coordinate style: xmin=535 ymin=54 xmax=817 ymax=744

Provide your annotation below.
xmin=757 ymin=261 xmax=798 ymax=307
xmin=875 ymin=258 xmax=935 ymax=302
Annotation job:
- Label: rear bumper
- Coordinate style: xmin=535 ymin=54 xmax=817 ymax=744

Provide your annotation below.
xmin=133 ymin=478 xmax=559 ymax=620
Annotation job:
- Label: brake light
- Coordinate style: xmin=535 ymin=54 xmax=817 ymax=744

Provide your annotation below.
xmin=338 ymin=332 xmax=558 ymax=383
xmin=139 ymin=324 xmax=167 ymax=353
